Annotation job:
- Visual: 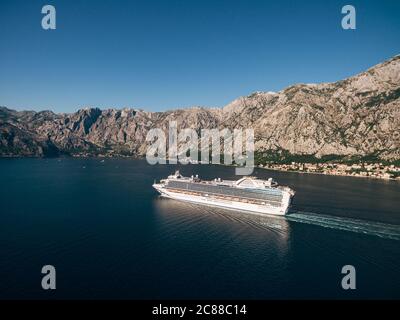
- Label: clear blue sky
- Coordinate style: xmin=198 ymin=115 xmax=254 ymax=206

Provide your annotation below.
xmin=0 ymin=0 xmax=399 ymax=113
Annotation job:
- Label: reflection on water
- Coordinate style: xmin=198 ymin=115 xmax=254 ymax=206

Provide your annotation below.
xmin=154 ymin=195 xmax=400 ymax=241
xmin=153 ymin=196 xmax=291 ymax=261
xmin=1 ymin=158 xmax=399 ymax=299
xmin=153 ymin=196 xmax=290 ymax=235
xmin=152 ymin=196 xmax=400 ymax=299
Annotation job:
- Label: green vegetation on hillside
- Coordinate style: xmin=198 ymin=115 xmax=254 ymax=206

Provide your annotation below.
xmin=255 ymin=150 xmax=399 ymax=166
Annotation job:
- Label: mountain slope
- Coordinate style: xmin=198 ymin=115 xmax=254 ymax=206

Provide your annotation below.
xmin=1 ymin=55 xmax=399 ymax=161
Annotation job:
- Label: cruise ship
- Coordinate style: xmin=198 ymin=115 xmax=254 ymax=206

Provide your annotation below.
xmin=153 ymin=171 xmax=295 ymax=216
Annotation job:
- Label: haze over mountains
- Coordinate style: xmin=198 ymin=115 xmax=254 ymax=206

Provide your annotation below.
xmin=1 ymin=55 xmax=399 ymax=162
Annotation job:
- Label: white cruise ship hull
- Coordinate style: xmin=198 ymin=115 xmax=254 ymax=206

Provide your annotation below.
xmin=153 ymin=184 xmax=291 ymax=216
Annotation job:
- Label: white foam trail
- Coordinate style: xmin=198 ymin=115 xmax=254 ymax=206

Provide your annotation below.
xmin=287 ymin=211 xmax=400 ymax=240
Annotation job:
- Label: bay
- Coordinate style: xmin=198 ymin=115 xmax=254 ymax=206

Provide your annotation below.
xmin=0 ymin=158 xmax=399 ymax=299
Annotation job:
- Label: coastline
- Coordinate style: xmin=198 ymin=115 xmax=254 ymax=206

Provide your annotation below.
xmin=202 ymin=161 xmax=400 ymax=182
xmin=1 ymin=154 xmax=400 ymax=182
xmin=257 ymin=165 xmax=400 ymax=182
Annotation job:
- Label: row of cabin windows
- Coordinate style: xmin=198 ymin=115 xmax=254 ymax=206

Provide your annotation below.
xmin=167 ymin=180 xmax=283 ymax=202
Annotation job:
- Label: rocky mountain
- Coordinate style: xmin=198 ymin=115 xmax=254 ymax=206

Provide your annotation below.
xmin=1 ymin=55 xmax=399 ymax=162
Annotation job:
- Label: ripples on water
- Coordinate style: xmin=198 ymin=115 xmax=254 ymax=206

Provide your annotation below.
xmin=153 ymin=196 xmax=400 ymax=298
xmin=287 ymin=211 xmax=400 ymax=241
xmin=154 ymin=197 xmax=290 ymax=234
xmin=1 ymin=158 xmax=399 ymax=299
xmin=155 ymin=196 xmax=400 ymax=241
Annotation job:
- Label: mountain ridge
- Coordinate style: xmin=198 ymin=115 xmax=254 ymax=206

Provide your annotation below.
xmin=1 ymin=55 xmax=399 ymax=162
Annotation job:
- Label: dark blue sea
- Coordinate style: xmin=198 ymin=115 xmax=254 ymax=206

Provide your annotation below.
xmin=0 ymin=158 xmax=399 ymax=299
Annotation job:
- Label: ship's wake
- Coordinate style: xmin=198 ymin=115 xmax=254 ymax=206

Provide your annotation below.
xmin=287 ymin=211 xmax=400 ymax=241
xmin=191 ymin=203 xmax=400 ymax=240
xmin=155 ymin=197 xmax=400 ymax=241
